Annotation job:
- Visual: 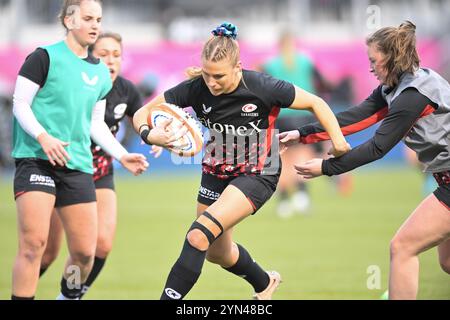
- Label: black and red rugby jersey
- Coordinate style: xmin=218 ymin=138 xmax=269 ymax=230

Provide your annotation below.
xmin=164 ymin=69 xmax=295 ymax=178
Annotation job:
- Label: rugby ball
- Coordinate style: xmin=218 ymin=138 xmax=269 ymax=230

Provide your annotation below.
xmin=147 ymin=103 xmax=203 ymax=157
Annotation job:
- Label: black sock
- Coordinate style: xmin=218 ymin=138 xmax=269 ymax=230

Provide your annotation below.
xmin=60 ymin=276 xmax=84 ymax=299
xmin=11 ymin=295 xmax=35 ymax=300
xmin=160 ymin=240 xmax=206 ymax=300
xmin=39 ymin=267 xmax=48 ymax=277
xmin=79 ymin=257 xmax=106 ymax=299
xmin=223 ymin=244 xmax=269 ymax=293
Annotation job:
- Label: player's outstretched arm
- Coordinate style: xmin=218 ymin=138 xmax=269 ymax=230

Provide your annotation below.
xmin=281 ymin=86 xmax=351 ymax=157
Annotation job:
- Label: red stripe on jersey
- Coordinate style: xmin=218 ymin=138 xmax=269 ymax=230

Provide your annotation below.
xmin=419 ymin=104 xmax=435 ymax=118
xmin=300 ymin=106 xmax=389 ymax=144
xmin=258 ymin=107 xmax=280 ymax=171
xmin=403 ymin=104 xmax=437 ymax=138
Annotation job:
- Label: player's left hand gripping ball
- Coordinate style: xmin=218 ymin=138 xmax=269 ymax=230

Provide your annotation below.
xmin=147 ymin=103 xmax=203 ymax=157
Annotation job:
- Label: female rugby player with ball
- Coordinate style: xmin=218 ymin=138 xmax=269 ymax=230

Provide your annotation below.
xmin=133 ymin=22 xmax=350 ymax=300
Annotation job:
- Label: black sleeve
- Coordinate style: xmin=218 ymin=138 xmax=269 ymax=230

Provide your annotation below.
xmin=322 ymin=88 xmax=438 ymax=176
xmin=164 ymin=79 xmax=195 ymax=108
xmin=247 ymin=71 xmax=295 ymax=108
xmin=299 ymin=86 xmax=388 ymax=144
xmin=125 ymin=80 xmax=143 ymax=117
xmin=18 ymin=48 xmax=49 ymax=87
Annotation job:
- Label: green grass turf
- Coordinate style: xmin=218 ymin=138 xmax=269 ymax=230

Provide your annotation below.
xmin=0 ymin=169 xmax=449 ymax=300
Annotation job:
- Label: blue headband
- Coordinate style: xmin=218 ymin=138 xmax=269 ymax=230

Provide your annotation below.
xmin=211 ymin=22 xmax=238 ymax=40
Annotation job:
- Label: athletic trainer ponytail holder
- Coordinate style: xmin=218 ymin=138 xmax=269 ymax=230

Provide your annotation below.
xmin=212 ymin=22 xmax=238 ymax=40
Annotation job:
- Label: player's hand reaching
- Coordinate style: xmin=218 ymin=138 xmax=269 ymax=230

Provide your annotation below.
xmin=294 ymin=158 xmax=324 ymax=179
xmin=150 ymin=145 xmax=163 ymax=158
xmin=328 ymin=142 xmax=352 ymax=158
xmin=147 ymin=118 xmax=189 ymax=148
xmin=37 ymin=132 xmax=70 ymax=166
xmin=119 ymin=153 xmax=149 ymax=176
xmin=277 ymin=130 xmax=300 ymax=154
xmin=139 ymin=141 xmax=164 ymax=158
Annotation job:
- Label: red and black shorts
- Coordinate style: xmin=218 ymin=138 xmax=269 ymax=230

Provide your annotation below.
xmin=92 ymin=148 xmax=115 ymax=190
xmin=197 ymin=172 xmax=279 ymax=214
xmin=13 ymin=158 xmax=96 ymax=207
xmin=432 ymin=171 xmax=450 ymax=210
xmin=94 ymin=167 xmax=115 ymax=190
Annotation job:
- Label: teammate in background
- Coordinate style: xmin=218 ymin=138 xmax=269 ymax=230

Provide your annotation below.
xmin=133 ymin=22 xmax=350 ymax=300
xmin=261 ymin=31 xmax=333 ymax=217
xmin=10 ymin=0 xmax=148 ymax=300
xmin=279 ymin=21 xmax=450 ymax=299
xmin=38 ymin=32 xmax=162 ymax=298
xmin=261 ymin=31 xmax=352 ymax=218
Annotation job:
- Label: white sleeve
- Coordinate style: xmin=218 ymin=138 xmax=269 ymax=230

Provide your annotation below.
xmin=12 ymin=76 xmax=47 ymax=139
xmin=90 ymin=99 xmax=128 ymax=161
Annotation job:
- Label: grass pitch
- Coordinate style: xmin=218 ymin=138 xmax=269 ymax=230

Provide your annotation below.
xmin=0 ymin=168 xmax=449 ymax=300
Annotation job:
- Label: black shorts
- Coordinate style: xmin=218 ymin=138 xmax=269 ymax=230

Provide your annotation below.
xmin=433 ymin=171 xmax=450 ymax=210
xmin=94 ymin=170 xmax=115 ymax=190
xmin=197 ymin=173 xmax=279 ymax=214
xmin=276 ymin=115 xmax=324 ymax=153
xmin=14 ymin=158 xmax=96 ymax=207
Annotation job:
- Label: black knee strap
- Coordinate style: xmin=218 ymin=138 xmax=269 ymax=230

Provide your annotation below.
xmin=188 ymin=211 xmax=224 ymax=245
xmin=189 ymin=221 xmax=216 ymax=245
xmin=203 ymin=211 xmax=224 ymax=235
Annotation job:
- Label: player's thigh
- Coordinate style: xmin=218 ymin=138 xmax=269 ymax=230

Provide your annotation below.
xmin=56 ymin=170 xmax=97 ymax=255
xmin=437 ymin=237 xmax=450 ymax=272
xmin=204 ymin=174 xmax=278 ymax=230
xmin=14 ymin=158 xmax=57 ymax=247
xmin=392 ymin=193 xmax=450 ymax=255
xmin=16 ymin=192 xmax=55 ymax=249
xmin=206 ymin=185 xmax=254 ymax=230
xmin=58 ymin=202 xmax=97 ymax=256
xmin=44 ymin=209 xmax=65 ymax=256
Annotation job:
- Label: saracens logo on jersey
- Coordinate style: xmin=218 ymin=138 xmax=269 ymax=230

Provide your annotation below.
xmin=241 ymin=104 xmax=259 ymax=117
xmin=114 ymin=103 xmax=127 ymax=119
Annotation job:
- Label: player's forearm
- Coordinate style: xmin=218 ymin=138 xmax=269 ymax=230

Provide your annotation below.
xmin=90 ymin=100 xmax=128 ymax=161
xmin=298 ymin=86 xmax=388 ymax=144
xmin=90 ymin=122 xmax=128 ymax=161
xmin=133 ymin=106 xmax=150 ymax=134
xmin=310 ymin=98 xmax=348 ymax=151
xmin=322 ymin=139 xmax=386 ymax=176
xmin=133 ymin=94 xmax=166 ymax=134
